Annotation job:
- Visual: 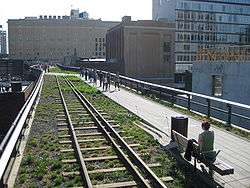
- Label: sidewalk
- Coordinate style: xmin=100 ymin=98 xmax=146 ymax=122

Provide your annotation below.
xmin=81 ymin=77 xmax=250 ymax=188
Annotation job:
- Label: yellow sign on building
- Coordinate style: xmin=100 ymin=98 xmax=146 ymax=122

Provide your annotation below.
xmin=197 ymin=47 xmax=250 ymax=62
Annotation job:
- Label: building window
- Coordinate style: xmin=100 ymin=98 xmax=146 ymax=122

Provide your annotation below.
xmin=212 ymin=75 xmax=223 ymax=97
xmin=163 ymin=42 xmax=171 ymax=52
xmin=163 ymin=55 xmax=171 ymax=63
xmin=184 ymin=45 xmax=190 ymax=51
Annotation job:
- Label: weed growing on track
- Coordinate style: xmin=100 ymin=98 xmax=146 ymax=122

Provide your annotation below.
xmin=49 ymin=67 xmax=78 ymax=74
xmin=15 ymin=76 xmax=65 ymax=187
xmin=66 ymin=76 xmax=185 ymax=187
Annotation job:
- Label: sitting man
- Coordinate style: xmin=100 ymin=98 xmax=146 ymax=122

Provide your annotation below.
xmin=198 ymin=121 xmax=216 ymax=162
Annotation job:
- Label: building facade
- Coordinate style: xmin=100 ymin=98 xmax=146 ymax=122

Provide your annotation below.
xmin=0 ymin=30 xmax=7 ymax=54
xmin=106 ymin=16 xmax=175 ymax=79
xmin=153 ymin=0 xmax=250 ymax=73
xmin=8 ymin=17 xmax=118 ymax=61
xmin=191 ymin=45 xmax=250 ymax=128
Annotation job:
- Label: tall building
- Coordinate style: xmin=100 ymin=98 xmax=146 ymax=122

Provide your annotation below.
xmin=153 ymin=0 xmax=250 ymax=74
xmin=0 ymin=30 xmax=7 ymax=54
xmin=8 ymin=16 xmax=119 ymax=61
xmin=106 ymin=16 xmax=175 ymax=82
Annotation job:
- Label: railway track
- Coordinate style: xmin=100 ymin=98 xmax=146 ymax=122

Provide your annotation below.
xmin=55 ymin=76 xmax=172 ymax=188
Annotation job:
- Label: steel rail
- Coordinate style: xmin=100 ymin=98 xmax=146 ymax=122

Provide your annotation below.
xmin=56 ymin=76 xmax=92 ymax=188
xmin=62 ymin=77 xmax=152 ymax=188
xmin=64 ymin=77 xmax=167 ymax=188
xmin=0 ymin=69 xmax=44 ymax=186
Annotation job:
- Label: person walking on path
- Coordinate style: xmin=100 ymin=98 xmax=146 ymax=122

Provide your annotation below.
xmin=84 ymin=69 xmax=88 ymax=81
xmin=103 ymin=73 xmax=108 ymax=92
xmin=98 ymin=71 xmax=103 ymax=87
xmin=93 ymin=70 xmax=97 ymax=85
xmin=80 ymin=66 xmax=84 ymax=77
xmin=89 ymin=69 xmax=93 ymax=83
xmin=114 ymin=72 xmax=120 ymax=91
xmin=107 ymin=72 xmax=111 ymax=91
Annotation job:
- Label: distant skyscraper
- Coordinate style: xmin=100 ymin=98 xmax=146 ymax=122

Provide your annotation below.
xmin=153 ymin=0 xmax=250 ymax=73
xmin=0 ymin=29 xmax=7 ymax=54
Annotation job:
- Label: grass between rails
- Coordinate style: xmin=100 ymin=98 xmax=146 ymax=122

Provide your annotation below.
xmin=15 ymin=75 xmax=76 ymax=187
xmin=67 ymin=76 xmax=185 ymax=187
xmin=49 ymin=66 xmax=79 ymax=74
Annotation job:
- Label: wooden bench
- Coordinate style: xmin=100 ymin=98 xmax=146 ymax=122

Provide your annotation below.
xmin=172 ymin=130 xmax=234 ymax=177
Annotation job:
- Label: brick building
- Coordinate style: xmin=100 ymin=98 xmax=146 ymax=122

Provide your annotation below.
xmin=106 ymin=16 xmax=175 ymax=80
xmin=8 ymin=16 xmax=119 ymax=61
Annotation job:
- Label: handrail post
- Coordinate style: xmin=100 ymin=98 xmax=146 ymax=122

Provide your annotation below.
xmin=207 ymin=99 xmax=211 ymax=118
xmin=187 ymin=94 xmax=191 ymax=111
xmin=171 ymin=93 xmax=175 ymax=106
xmin=136 ymin=82 xmax=139 ymax=93
xmin=227 ymin=104 xmax=232 ymax=126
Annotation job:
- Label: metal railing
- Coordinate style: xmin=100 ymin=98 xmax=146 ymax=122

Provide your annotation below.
xmin=0 ymin=68 xmax=44 ymax=186
xmin=58 ymin=64 xmax=250 ymax=129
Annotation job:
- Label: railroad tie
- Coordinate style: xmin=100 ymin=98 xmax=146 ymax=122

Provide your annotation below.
xmin=60 ymin=143 xmax=140 ymax=153
xmin=58 ymin=130 xmax=125 ymax=138
xmin=92 ymin=177 xmax=174 ymax=188
xmin=62 ymin=153 xmax=142 ymax=163
xmin=62 ymin=163 xmax=161 ymax=177
xmin=59 ymin=136 xmax=133 ymax=144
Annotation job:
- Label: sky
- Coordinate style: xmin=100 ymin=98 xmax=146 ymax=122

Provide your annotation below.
xmin=0 ymin=0 xmax=152 ymax=30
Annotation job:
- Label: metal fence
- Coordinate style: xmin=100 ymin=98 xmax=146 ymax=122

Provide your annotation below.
xmin=0 ymin=68 xmax=44 ymax=187
xmin=58 ymin=64 xmax=250 ymax=130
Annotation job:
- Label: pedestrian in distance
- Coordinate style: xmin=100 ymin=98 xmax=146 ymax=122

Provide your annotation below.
xmin=107 ymin=72 xmax=111 ymax=91
xmin=84 ymin=69 xmax=88 ymax=81
xmin=103 ymin=73 xmax=108 ymax=92
xmin=98 ymin=71 xmax=103 ymax=87
xmin=89 ymin=69 xmax=93 ymax=83
xmin=80 ymin=66 xmax=84 ymax=77
xmin=93 ymin=69 xmax=97 ymax=85
xmin=114 ymin=72 xmax=120 ymax=91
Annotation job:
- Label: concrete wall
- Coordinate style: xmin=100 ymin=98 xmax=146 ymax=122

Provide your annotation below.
xmin=192 ymin=62 xmax=250 ymax=129
xmin=0 ymin=92 xmax=25 ymax=136
xmin=106 ymin=19 xmax=175 ymax=79
xmin=192 ymin=62 xmax=250 ymax=105
xmin=0 ymin=59 xmax=24 ymax=76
